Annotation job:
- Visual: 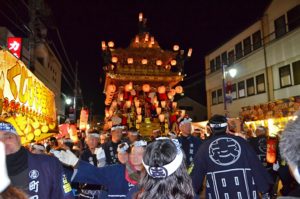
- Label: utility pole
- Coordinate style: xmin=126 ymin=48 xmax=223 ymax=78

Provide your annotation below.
xmin=73 ymin=61 xmax=78 ymax=122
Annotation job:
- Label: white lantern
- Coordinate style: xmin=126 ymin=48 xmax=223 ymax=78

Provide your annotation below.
xmin=125 ymin=83 xmax=133 ymax=92
xmin=139 ymin=13 xmax=143 ymax=22
xmin=127 ymin=58 xmax=133 ymax=64
xmin=142 ymin=59 xmax=148 ymax=65
xmin=175 ymin=86 xmax=183 ymax=94
xmin=108 ymin=41 xmax=114 ymax=48
xmin=171 ymin=60 xmax=177 ymax=66
xmin=135 ymin=100 xmax=140 ymax=108
xmin=126 ymin=100 xmax=131 ymax=108
xmin=161 ymin=101 xmax=166 ymax=108
xmin=142 ymin=84 xmax=150 ymax=93
xmin=118 ymin=93 xmax=124 ymax=101
xmin=145 ymin=34 xmax=149 ymax=42
xmin=111 ymin=56 xmax=118 ymax=63
xmin=156 ymin=60 xmax=162 ymax=66
xmin=173 ymin=45 xmax=179 ymax=51
xmin=158 ymin=86 xmax=166 ymax=94
xmin=172 ymin=102 xmax=177 ymax=109
xmin=101 ymin=41 xmax=106 ymax=50
xmin=151 ymin=37 xmax=155 ymax=45
xmin=107 ymin=84 xmax=116 ymax=93
xmin=156 ymin=107 xmax=161 ymax=115
xmin=159 ymin=114 xmax=165 ymax=122
xmin=137 ymin=107 xmax=142 ymax=115
xmin=137 ymin=115 xmax=142 ymax=123
xmin=135 ymin=36 xmax=139 ymax=43
xmin=188 ymin=48 xmax=193 ymax=57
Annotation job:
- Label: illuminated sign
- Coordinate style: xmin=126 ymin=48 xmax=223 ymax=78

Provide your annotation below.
xmin=79 ymin=108 xmax=89 ymax=130
xmin=0 ymin=50 xmax=56 ymax=120
xmin=7 ymin=37 xmax=22 ymax=59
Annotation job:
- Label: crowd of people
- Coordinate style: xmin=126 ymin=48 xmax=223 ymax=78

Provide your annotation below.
xmin=0 ymin=111 xmax=300 ymax=199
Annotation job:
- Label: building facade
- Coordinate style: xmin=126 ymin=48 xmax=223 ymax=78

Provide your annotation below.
xmin=0 ymin=27 xmax=63 ymax=118
xmin=205 ymin=0 xmax=300 ymax=118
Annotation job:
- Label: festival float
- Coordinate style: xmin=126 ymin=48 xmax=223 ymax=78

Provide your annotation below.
xmin=0 ymin=49 xmax=57 ymax=144
xmin=102 ymin=13 xmax=192 ymax=136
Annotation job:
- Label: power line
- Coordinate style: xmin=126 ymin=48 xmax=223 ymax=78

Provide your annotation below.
xmin=0 ymin=9 xmax=27 ymax=34
xmin=55 ymin=28 xmax=75 ymax=75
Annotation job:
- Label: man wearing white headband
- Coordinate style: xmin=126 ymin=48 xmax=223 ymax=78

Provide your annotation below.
xmin=126 ymin=127 xmax=139 ymax=144
xmin=127 ymin=138 xmax=195 ymax=199
xmin=54 ymin=139 xmax=148 ymax=199
xmin=0 ymin=121 xmax=73 ymax=198
xmin=191 ymin=115 xmax=272 ymax=199
xmin=31 ymin=143 xmax=46 ymax=154
xmin=178 ymin=117 xmax=202 ymax=167
xmin=279 ymin=111 xmax=300 ymax=197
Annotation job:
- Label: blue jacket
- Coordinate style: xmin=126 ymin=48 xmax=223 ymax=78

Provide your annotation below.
xmin=72 ymin=160 xmax=135 ymax=198
xmin=27 ymin=152 xmax=74 ymax=199
xmin=191 ymin=134 xmax=272 ymax=199
xmin=178 ymin=135 xmax=202 ymax=166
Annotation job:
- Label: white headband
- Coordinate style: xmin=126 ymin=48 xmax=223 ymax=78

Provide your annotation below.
xmin=132 ymin=140 xmax=147 ymax=147
xmin=32 ymin=144 xmax=45 ymax=151
xmin=111 ymin=125 xmax=125 ymax=131
xmin=179 ymin=118 xmax=192 ymax=127
xmin=88 ymin=133 xmax=99 ymax=138
xmin=117 ymin=142 xmax=130 ymax=153
xmin=209 ymin=122 xmax=227 ymax=128
xmin=0 ymin=122 xmax=17 ymax=135
xmin=142 ymin=141 xmax=183 ymax=178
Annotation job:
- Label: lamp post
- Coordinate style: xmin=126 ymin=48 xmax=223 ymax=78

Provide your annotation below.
xmin=222 ymin=64 xmax=237 ymax=116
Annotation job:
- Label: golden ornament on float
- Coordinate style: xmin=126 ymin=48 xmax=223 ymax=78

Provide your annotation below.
xmin=41 ymin=125 xmax=49 ymax=133
xmin=34 ymin=129 xmax=41 ymax=136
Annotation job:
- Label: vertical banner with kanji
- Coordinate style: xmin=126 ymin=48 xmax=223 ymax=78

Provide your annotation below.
xmin=7 ymin=37 xmax=22 ymax=58
xmin=79 ymin=108 xmax=89 ymax=130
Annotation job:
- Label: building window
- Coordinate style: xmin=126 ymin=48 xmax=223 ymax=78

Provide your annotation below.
xmin=210 ymin=59 xmax=215 ymax=73
xmin=292 ymin=60 xmax=300 ymax=85
xmin=217 ymin=89 xmax=223 ymax=103
xmin=287 ymin=5 xmax=300 ymax=32
xmin=243 ymin=37 xmax=252 ymax=55
xmin=215 ymin=56 xmax=221 ymax=70
xmin=235 ymin=42 xmax=243 ymax=60
xmin=238 ymin=81 xmax=245 ymax=98
xmin=252 ymin=30 xmax=262 ymax=50
xmin=212 ymin=91 xmax=217 ymax=105
xmin=246 ymin=77 xmax=255 ymax=96
xmin=275 ymin=15 xmax=287 ymax=38
xmin=256 ymin=74 xmax=265 ymax=93
xmin=221 ymin=52 xmax=228 ymax=65
xmin=231 ymin=83 xmax=237 ymax=100
xmin=279 ymin=65 xmax=291 ymax=87
xmin=228 ymin=50 xmax=234 ymax=65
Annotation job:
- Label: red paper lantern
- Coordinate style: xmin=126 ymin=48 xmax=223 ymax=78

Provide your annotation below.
xmin=266 ymin=138 xmax=277 ymax=164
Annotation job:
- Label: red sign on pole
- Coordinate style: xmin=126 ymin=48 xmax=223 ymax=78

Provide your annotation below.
xmin=7 ymin=37 xmax=22 ymax=58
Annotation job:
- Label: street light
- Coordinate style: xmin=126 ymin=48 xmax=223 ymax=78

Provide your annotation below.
xmin=65 ymin=98 xmax=72 ymax=105
xmin=222 ymin=64 xmax=237 ymax=116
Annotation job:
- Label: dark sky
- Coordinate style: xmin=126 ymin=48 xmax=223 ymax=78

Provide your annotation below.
xmin=0 ymin=0 xmax=271 ymax=115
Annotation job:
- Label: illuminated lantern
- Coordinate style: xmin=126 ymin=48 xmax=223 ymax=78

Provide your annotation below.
xmin=127 ymin=58 xmax=133 ymax=64
xmin=126 ymin=100 xmax=131 ymax=108
xmin=34 ymin=129 xmax=41 ymax=136
xmin=168 ymin=92 xmax=173 ymax=100
xmin=101 ymin=41 xmax=106 ymax=50
xmin=137 ymin=107 xmax=142 ymax=115
xmin=161 ymin=101 xmax=166 ymax=108
xmin=137 ymin=115 xmax=142 ymax=123
xmin=139 ymin=13 xmax=143 ymax=22
xmin=26 ymin=133 xmax=34 ymax=141
xmin=112 ymin=100 xmax=117 ymax=107
xmin=171 ymin=60 xmax=177 ymax=66
xmin=108 ymin=84 xmax=116 ymax=93
xmin=151 ymin=37 xmax=155 ymax=45
xmin=175 ymin=86 xmax=183 ymax=94
xmin=141 ymin=59 xmax=148 ymax=65
xmin=142 ymin=84 xmax=150 ymax=93
xmin=130 ymin=89 xmax=136 ymax=96
xmin=156 ymin=107 xmax=161 ymax=115
xmin=188 ymin=48 xmax=193 ymax=57
xmin=172 ymin=102 xmax=177 ymax=109
xmin=165 ymin=65 xmax=171 ymax=70
xmin=135 ymin=36 xmax=139 ymax=43
xmin=267 ymin=138 xmax=277 ymax=164
xmin=134 ymin=100 xmax=140 ymax=108
xmin=173 ymin=45 xmax=179 ymax=51
xmin=108 ymin=41 xmax=114 ymax=48
xmin=145 ymin=34 xmax=149 ymax=42
xmin=159 ymin=114 xmax=165 ymax=122
xmin=156 ymin=60 xmax=162 ymax=66
xmin=41 ymin=125 xmax=49 ymax=133
xmin=111 ymin=56 xmax=118 ymax=63
xmin=158 ymin=86 xmax=166 ymax=94
xmin=118 ymin=93 xmax=124 ymax=101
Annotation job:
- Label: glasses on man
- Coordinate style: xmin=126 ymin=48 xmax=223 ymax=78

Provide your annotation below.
xmin=0 ymin=133 xmax=16 ymax=141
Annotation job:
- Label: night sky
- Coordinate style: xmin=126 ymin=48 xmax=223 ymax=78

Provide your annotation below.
xmin=0 ymin=0 xmax=271 ymax=116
